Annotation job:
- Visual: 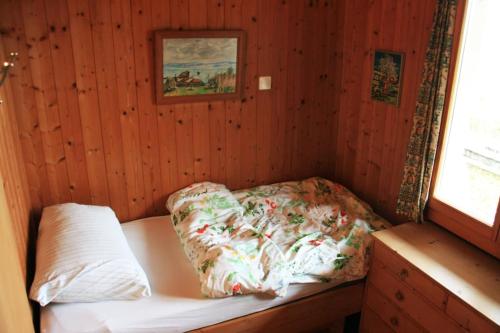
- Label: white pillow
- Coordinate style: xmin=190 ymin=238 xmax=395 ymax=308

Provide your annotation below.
xmin=30 ymin=203 xmax=151 ymax=306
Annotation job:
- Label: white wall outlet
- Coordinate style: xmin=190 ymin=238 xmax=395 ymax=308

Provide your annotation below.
xmin=259 ymin=76 xmax=272 ymax=90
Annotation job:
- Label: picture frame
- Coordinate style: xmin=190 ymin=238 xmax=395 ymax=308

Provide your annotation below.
xmin=154 ymin=30 xmax=246 ymax=105
xmin=370 ymin=50 xmax=405 ymax=106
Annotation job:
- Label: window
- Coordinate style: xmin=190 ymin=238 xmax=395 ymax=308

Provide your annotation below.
xmin=428 ymin=0 xmax=500 ymax=257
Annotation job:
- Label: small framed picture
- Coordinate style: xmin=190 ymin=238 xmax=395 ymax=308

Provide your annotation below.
xmin=371 ymin=50 xmax=405 ymax=106
xmin=154 ymin=30 xmax=245 ymax=104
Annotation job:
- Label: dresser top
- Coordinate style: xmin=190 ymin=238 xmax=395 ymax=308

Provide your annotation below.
xmin=373 ymin=222 xmax=500 ymax=325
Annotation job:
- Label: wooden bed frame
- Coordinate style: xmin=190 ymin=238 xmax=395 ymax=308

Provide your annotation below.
xmin=2 ymin=193 xmax=365 ymax=333
xmin=191 ymin=280 xmax=365 ymax=333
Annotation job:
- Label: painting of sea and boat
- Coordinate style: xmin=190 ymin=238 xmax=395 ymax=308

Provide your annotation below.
xmin=371 ymin=50 xmax=404 ymax=106
xmin=154 ymin=30 xmax=245 ymax=104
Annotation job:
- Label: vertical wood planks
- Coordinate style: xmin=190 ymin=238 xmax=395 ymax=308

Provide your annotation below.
xmin=239 ymin=0 xmax=258 ymax=187
xmin=1 ymin=0 xmax=437 ymax=224
xmin=131 ymin=0 xmax=163 ymax=215
xmin=386 ymin=0 xmax=435 ymax=218
xmin=43 ymin=0 xmax=92 ymax=205
xmin=308 ymin=0 xmax=330 ymax=177
xmin=254 ymin=0 xmax=272 ymax=184
xmin=287 ymin=1 xmax=306 ymax=179
xmin=269 ymin=0 xmax=289 ymax=182
xmin=0 ymin=168 xmax=34 ymax=333
xmin=342 ymin=0 xmax=367 ymax=190
xmin=361 ymin=10 xmax=384 ymax=205
xmin=351 ymin=0 xmax=378 ymax=198
xmin=20 ymin=0 xmax=71 ymax=205
xmin=110 ymin=0 xmax=147 ymax=219
xmin=0 ymin=36 xmax=33 ymax=280
xmin=0 ymin=0 xmax=48 ymax=211
xmin=330 ymin=0 xmax=436 ymax=223
xmin=0 ymin=33 xmax=33 ymax=297
xmin=325 ymin=0 xmax=345 ymax=180
xmin=207 ymin=0 xmax=226 ymax=185
xmin=66 ymin=0 xmax=110 ymax=205
xmin=169 ymin=0 xmax=195 ymax=190
xmin=188 ymin=0 xmax=211 ymax=184
xmin=224 ymin=0 xmax=242 ymax=189
xmin=88 ymin=0 xmax=130 ymax=219
xmin=152 ymin=0 xmax=179 ymax=207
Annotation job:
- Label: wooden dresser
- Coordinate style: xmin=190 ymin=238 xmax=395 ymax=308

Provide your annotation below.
xmin=360 ymin=222 xmax=500 ymax=333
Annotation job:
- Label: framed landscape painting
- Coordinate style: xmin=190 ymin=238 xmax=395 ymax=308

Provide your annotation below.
xmin=370 ymin=50 xmax=405 ymax=106
xmin=154 ymin=30 xmax=245 ymax=104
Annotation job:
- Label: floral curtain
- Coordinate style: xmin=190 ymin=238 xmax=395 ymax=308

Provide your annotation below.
xmin=396 ymin=0 xmax=457 ymax=222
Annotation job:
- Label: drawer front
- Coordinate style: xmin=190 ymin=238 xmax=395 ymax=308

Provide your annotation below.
xmin=373 ymin=239 xmax=448 ymax=310
xmin=446 ymin=295 xmax=499 ymax=333
xmin=360 ymin=305 xmax=394 ymax=333
xmin=364 ymin=283 xmax=424 ymax=333
xmin=369 ymin=259 xmax=463 ymax=333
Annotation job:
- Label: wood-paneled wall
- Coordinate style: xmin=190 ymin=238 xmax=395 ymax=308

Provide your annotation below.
xmin=0 ymin=174 xmax=34 ymax=333
xmin=0 ymin=1 xmax=438 ymax=330
xmin=0 ymin=37 xmax=34 ymax=332
xmin=1 ymin=0 xmax=437 ymax=225
xmin=328 ymin=0 xmax=436 ymax=224
xmin=0 ymin=37 xmax=33 ymax=279
xmin=0 ymin=0 xmax=341 ymax=222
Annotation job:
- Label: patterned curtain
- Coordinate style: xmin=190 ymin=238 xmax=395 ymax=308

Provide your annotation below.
xmin=396 ymin=0 xmax=457 ymax=222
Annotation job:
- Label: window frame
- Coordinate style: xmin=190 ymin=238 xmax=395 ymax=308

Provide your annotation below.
xmin=426 ymin=0 xmax=500 ymax=258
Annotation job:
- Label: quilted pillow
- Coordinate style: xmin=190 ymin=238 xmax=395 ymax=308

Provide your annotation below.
xmin=30 ymin=203 xmax=151 ymax=306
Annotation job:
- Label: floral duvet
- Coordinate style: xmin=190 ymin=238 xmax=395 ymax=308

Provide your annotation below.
xmin=166 ymin=177 xmax=390 ymax=298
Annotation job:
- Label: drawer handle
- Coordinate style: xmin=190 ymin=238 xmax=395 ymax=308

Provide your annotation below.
xmin=395 ymin=290 xmax=405 ymax=301
xmin=390 ymin=316 xmax=399 ymax=327
xmin=399 ymin=268 xmax=409 ymax=279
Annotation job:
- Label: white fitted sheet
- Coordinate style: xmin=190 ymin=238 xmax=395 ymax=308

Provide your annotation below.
xmin=40 ymin=215 xmax=347 ymax=333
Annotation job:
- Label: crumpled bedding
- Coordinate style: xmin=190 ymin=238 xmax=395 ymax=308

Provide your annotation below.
xmin=166 ymin=177 xmax=390 ymax=298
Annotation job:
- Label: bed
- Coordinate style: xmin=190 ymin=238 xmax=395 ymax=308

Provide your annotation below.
xmin=40 ymin=215 xmax=364 ymax=333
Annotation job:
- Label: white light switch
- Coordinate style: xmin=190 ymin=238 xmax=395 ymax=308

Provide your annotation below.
xmin=259 ymin=76 xmax=272 ymax=90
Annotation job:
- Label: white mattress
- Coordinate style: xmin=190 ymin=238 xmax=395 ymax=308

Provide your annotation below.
xmin=41 ymin=216 xmax=343 ymax=333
